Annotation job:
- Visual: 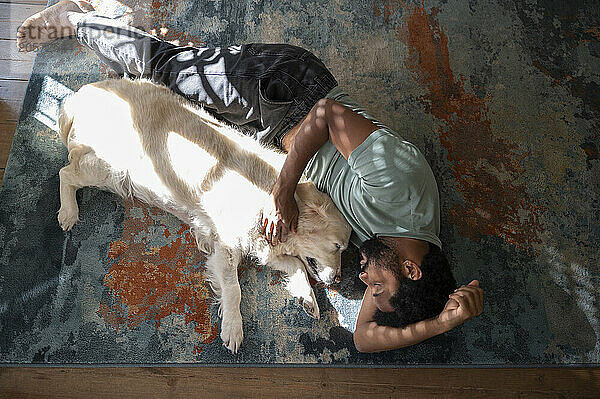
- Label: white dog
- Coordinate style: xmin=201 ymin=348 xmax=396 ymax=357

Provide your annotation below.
xmin=57 ymin=78 xmax=351 ymax=353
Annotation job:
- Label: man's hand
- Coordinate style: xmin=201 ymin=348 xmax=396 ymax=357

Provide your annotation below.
xmin=259 ymin=183 xmax=298 ymax=246
xmin=437 ymin=280 xmax=484 ymax=330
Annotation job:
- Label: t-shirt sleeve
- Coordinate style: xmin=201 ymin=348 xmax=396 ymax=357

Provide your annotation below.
xmin=347 ymin=129 xmax=422 ymax=202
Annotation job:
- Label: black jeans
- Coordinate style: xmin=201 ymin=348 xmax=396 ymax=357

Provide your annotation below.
xmin=75 ymin=13 xmax=338 ymax=148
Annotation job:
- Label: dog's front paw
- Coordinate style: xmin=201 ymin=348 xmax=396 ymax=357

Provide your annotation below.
xmin=220 ymin=313 xmax=243 ymax=354
xmin=58 ymin=206 xmax=79 ymax=231
xmin=299 ymin=290 xmax=320 ymax=320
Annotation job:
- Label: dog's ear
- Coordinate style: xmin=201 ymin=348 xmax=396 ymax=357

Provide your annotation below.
xmin=295 ymin=182 xmax=331 ymax=220
xmin=294 ymin=181 xmax=315 ymax=203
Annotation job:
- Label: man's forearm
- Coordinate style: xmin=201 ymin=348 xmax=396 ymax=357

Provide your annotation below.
xmin=273 ymin=99 xmax=331 ymax=195
xmin=353 ymin=288 xmax=452 ymax=353
xmin=275 ymin=95 xmax=381 ymax=195
xmin=354 ymin=316 xmax=450 ymax=353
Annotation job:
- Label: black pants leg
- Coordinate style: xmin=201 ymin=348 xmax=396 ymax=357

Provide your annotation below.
xmin=75 ymin=12 xmax=338 ymax=148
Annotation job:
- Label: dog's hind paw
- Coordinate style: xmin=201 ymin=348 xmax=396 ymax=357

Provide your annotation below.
xmin=220 ymin=313 xmax=243 ymax=354
xmin=58 ymin=206 xmax=79 ymax=231
xmin=194 ymin=231 xmax=215 ymax=255
xmin=197 ymin=238 xmax=213 ymax=255
xmin=299 ymin=291 xmax=320 ymax=320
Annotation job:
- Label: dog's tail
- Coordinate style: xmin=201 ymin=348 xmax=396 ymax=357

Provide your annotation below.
xmin=58 ymin=95 xmax=75 ymax=146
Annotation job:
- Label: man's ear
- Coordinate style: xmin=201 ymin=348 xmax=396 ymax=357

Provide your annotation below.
xmin=402 ymin=260 xmax=422 ymax=281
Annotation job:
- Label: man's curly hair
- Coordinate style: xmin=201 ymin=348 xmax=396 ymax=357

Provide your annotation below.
xmin=360 ymin=236 xmax=457 ymax=328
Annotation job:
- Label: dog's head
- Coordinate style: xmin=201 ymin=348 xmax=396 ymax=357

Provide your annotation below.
xmin=279 ymin=182 xmax=352 ymax=285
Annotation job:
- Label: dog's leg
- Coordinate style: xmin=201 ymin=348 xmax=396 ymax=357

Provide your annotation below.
xmin=206 ymin=241 xmax=243 ymax=354
xmin=58 ymin=163 xmax=81 ymax=231
xmin=268 ymin=255 xmax=320 ymax=319
xmin=58 ymin=146 xmax=112 ymax=231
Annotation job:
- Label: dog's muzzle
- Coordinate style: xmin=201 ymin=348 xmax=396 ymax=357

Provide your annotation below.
xmin=305 ymin=257 xmax=318 ymax=275
xmin=305 ymin=257 xmax=341 ymax=284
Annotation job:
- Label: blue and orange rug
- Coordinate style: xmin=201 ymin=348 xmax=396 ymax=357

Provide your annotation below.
xmin=1 ymin=0 xmax=599 ymax=365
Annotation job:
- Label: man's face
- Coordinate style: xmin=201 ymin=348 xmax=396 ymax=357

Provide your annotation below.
xmin=359 ymin=252 xmax=400 ymax=313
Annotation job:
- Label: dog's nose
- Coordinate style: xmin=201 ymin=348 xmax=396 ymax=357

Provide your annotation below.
xmin=334 ymin=275 xmax=341 ymax=284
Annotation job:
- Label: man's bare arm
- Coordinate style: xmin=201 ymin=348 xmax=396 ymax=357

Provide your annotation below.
xmin=353 ymin=281 xmax=484 ymax=353
xmin=353 ymin=287 xmax=449 ymax=353
xmin=262 ymin=98 xmax=379 ymax=244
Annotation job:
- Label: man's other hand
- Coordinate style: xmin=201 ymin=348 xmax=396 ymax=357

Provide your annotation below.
xmin=437 ymin=280 xmax=484 ymax=330
xmin=259 ymin=185 xmax=298 ymax=246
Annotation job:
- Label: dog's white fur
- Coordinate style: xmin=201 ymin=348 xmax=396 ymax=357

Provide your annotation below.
xmin=57 ymin=79 xmax=351 ymax=353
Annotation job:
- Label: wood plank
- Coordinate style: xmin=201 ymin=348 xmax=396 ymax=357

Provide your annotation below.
xmin=0 ymin=367 xmax=599 ymax=399
xmin=0 ymin=79 xmax=27 ymax=122
xmin=0 ymin=122 xmax=16 ymax=167
xmin=0 ymin=2 xmax=46 ymax=40
xmin=0 ymin=41 xmax=36 ymax=80
xmin=0 ymin=79 xmax=27 ymax=99
xmin=0 ymin=39 xmax=36 ymax=62
xmin=0 ymin=99 xmax=23 ymax=122
xmin=0 ymin=60 xmax=36 ymax=81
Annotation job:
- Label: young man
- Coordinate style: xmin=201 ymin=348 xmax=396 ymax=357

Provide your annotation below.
xmin=17 ymin=0 xmax=483 ymax=353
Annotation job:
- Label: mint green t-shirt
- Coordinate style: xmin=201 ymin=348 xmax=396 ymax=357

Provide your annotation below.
xmin=304 ymin=86 xmax=442 ymax=249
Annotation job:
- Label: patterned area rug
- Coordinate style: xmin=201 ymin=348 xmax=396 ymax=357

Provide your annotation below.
xmin=1 ymin=0 xmax=599 ymax=365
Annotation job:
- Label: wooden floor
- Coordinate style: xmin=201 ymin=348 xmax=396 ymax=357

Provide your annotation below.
xmin=0 ymin=0 xmax=40 ymax=185
xmin=1 ymin=1 xmax=599 ymax=398
xmin=0 ymin=367 xmax=598 ymax=398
